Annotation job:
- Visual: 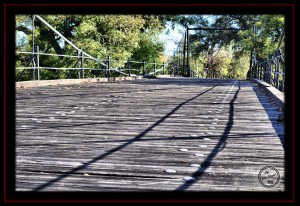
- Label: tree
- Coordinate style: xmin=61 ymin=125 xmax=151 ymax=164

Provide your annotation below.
xmin=15 ymin=14 xmax=167 ymax=80
xmin=227 ymin=54 xmax=250 ymax=79
xmin=177 ymin=14 xmax=284 ymax=79
xmin=15 ymin=14 xmax=285 ymax=81
xmin=237 ymin=15 xmax=285 ymax=59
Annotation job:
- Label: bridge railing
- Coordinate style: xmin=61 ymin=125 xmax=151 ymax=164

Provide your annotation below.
xmin=16 ymin=49 xmax=175 ymax=81
xmin=15 ymin=14 xmax=177 ymax=82
xmin=249 ymin=49 xmax=285 ymax=92
xmin=248 ymin=28 xmax=285 ymax=92
xmin=16 ymin=48 xmax=108 ymax=81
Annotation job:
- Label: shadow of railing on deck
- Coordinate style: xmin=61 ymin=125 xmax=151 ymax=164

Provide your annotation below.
xmin=175 ymin=81 xmax=240 ymax=191
xmin=251 ymin=83 xmax=285 ymax=147
xmin=32 ymin=84 xmax=219 ymax=191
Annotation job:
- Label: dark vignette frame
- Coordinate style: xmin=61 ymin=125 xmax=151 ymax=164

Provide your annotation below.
xmin=3 ymin=1 xmax=295 ymax=203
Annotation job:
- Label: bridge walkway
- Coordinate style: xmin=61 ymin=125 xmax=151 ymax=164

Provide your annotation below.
xmin=15 ymin=77 xmax=285 ymax=191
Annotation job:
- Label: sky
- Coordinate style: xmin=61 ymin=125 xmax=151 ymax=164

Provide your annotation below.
xmin=159 ymin=15 xmax=215 ymax=58
xmin=158 ymin=22 xmax=186 ymax=58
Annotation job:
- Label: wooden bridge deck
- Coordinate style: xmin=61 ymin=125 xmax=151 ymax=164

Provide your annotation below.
xmin=15 ymin=77 xmax=285 ymax=192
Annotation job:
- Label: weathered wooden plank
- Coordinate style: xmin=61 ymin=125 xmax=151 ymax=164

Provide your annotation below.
xmin=15 ymin=78 xmax=285 ymax=192
xmin=16 ymin=170 xmax=284 ymax=192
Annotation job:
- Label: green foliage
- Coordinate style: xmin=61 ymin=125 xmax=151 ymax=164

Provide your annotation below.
xmin=131 ymin=33 xmax=164 ymax=63
xmin=228 ymin=54 xmax=250 ymax=79
xmin=193 ymin=45 xmax=232 ymax=78
xmin=236 ymin=15 xmax=284 ymax=59
xmin=15 ymin=14 xmax=285 ymax=81
xmin=15 ymin=14 xmax=166 ymax=80
xmin=185 ymin=14 xmax=284 ymax=79
xmin=190 ymin=54 xmax=206 ymax=78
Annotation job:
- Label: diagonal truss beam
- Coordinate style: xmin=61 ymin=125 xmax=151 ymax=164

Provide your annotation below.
xmin=35 ymin=15 xmax=106 ymax=67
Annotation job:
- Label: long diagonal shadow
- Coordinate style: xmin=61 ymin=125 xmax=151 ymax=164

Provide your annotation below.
xmin=175 ymin=81 xmax=240 ymax=191
xmin=32 ymin=84 xmax=219 ymax=191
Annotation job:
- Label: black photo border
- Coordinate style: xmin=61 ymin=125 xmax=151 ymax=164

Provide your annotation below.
xmin=2 ymin=1 xmax=296 ymax=203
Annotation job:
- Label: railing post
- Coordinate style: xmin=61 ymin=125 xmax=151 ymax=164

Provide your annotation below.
xmin=173 ymin=65 xmax=175 ymax=76
xmin=81 ymin=51 xmax=84 ymax=79
xmin=263 ymin=59 xmax=267 ymax=82
xmin=143 ymin=61 xmax=145 ymax=76
xmin=187 ymin=27 xmax=190 ymax=77
xmin=254 ymin=65 xmax=256 ymax=79
xmin=128 ymin=59 xmax=131 ymax=77
xmin=257 ymin=64 xmax=260 ymax=80
xmin=35 ymin=46 xmax=40 ymax=80
xmin=32 ymin=16 xmax=35 ymax=80
xmin=174 ymin=66 xmax=176 ymax=76
xmin=269 ymin=54 xmax=273 ymax=85
xmin=154 ymin=61 xmax=156 ymax=76
xmin=107 ymin=56 xmax=110 ymax=78
xmin=259 ymin=64 xmax=262 ymax=80
xmin=32 ymin=58 xmax=35 ymax=80
xmin=173 ymin=66 xmax=175 ymax=76
xmin=77 ymin=50 xmax=81 ymax=79
xmin=275 ymin=50 xmax=280 ymax=89
xmin=273 ymin=56 xmax=276 ymax=87
xmin=163 ymin=62 xmax=165 ymax=75
xmin=282 ymin=61 xmax=285 ymax=92
xmin=249 ymin=49 xmax=253 ymax=76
